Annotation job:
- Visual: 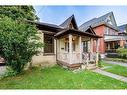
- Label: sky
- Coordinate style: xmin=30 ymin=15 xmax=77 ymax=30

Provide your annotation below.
xmin=34 ymin=6 xmax=127 ymax=26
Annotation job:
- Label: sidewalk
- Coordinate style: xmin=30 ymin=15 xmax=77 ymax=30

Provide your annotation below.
xmin=104 ymin=60 xmax=127 ymax=67
xmin=93 ymin=69 xmax=127 ymax=83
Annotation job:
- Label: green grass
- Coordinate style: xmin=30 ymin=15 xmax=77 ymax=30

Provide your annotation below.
xmin=0 ymin=65 xmax=127 ymax=89
xmin=102 ymin=61 xmax=127 ymax=77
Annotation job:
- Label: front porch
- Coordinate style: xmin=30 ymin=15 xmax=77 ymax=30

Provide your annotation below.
xmin=56 ymin=33 xmax=100 ymax=69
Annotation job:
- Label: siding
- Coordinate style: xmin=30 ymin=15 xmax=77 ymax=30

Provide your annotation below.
xmin=32 ymin=30 xmax=56 ymax=66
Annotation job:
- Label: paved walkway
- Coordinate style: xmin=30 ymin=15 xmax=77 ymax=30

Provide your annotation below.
xmin=104 ymin=60 xmax=127 ymax=67
xmin=93 ymin=69 xmax=127 ymax=83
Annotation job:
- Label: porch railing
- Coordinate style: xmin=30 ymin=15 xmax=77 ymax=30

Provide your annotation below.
xmin=82 ymin=52 xmax=96 ymax=63
xmin=57 ymin=52 xmax=97 ymax=64
xmin=57 ymin=52 xmax=81 ymax=64
xmin=57 ymin=52 xmax=69 ymax=63
xmin=72 ymin=52 xmax=80 ymax=63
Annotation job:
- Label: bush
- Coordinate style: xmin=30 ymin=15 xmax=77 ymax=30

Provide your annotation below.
xmin=116 ymin=48 xmax=127 ymax=59
xmin=0 ymin=17 xmax=43 ymax=74
xmin=98 ymin=60 xmax=103 ymax=67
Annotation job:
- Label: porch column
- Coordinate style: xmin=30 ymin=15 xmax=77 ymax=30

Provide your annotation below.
xmin=56 ymin=39 xmax=60 ymax=60
xmin=79 ymin=36 xmax=82 ymax=63
xmin=69 ymin=34 xmax=73 ymax=64
xmin=96 ymin=39 xmax=99 ymax=65
xmin=90 ymin=38 xmax=93 ymax=53
xmin=54 ymin=39 xmax=56 ymax=55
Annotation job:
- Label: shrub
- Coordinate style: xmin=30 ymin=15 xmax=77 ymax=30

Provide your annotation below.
xmin=0 ymin=17 xmax=43 ymax=74
xmin=116 ymin=48 xmax=127 ymax=59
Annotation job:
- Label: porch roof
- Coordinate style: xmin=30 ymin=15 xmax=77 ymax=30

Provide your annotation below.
xmin=54 ymin=27 xmax=102 ymax=38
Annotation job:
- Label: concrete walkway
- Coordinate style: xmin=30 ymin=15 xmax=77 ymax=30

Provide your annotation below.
xmin=104 ymin=60 xmax=127 ymax=67
xmin=93 ymin=69 xmax=127 ymax=83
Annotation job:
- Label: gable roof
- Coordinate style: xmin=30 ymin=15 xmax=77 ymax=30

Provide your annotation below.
xmin=118 ymin=24 xmax=127 ymax=32
xmin=59 ymin=15 xmax=78 ymax=29
xmin=28 ymin=15 xmax=100 ymax=38
xmin=79 ymin=12 xmax=118 ymax=32
xmin=54 ymin=26 xmax=101 ymax=38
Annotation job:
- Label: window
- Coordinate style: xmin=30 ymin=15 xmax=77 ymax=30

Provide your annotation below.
xmin=72 ymin=42 xmax=75 ymax=51
xmin=44 ymin=34 xmax=54 ymax=54
xmin=83 ymin=41 xmax=88 ymax=52
xmin=65 ymin=42 xmax=69 ymax=52
xmin=69 ymin=23 xmax=74 ymax=29
xmin=107 ymin=16 xmax=113 ymax=25
xmin=65 ymin=41 xmax=75 ymax=52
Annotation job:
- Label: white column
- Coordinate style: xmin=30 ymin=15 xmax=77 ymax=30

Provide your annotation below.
xmin=41 ymin=32 xmax=44 ymax=53
xmin=69 ymin=34 xmax=72 ymax=64
xmin=96 ymin=39 xmax=99 ymax=65
xmin=54 ymin=39 xmax=56 ymax=55
xmin=90 ymin=38 xmax=93 ymax=53
xmin=57 ymin=39 xmax=60 ymax=60
xmin=79 ymin=36 xmax=82 ymax=63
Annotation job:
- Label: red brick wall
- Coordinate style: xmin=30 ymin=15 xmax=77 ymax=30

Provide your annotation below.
xmin=93 ymin=25 xmax=105 ymax=54
xmin=120 ymin=40 xmax=126 ymax=48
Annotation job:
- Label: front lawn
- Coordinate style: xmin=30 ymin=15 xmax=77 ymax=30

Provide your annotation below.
xmin=0 ymin=65 xmax=127 ymax=89
xmin=102 ymin=61 xmax=127 ymax=77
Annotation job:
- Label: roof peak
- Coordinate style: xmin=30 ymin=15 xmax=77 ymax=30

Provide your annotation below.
xmin=59 ymin=14 xmax=78 ymax=29
xmin=79 ymin=11 xmax=117 ymax=31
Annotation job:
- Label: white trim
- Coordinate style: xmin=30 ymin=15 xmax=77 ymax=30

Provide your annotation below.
xmin=69 ymin=34 xmax=72 ymax=64
xmin=79 ymin=36 xmax=82 ymax=63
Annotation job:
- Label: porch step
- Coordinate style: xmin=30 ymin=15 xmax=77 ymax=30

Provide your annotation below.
xmin=86 ymin=64 xmax=97 ymax=70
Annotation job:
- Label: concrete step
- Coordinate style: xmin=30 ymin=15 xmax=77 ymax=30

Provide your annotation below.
xmin=87 ymin=66 xmax=97 ymax=70
xmin=86 ymin=64 xmax=97 ymax=70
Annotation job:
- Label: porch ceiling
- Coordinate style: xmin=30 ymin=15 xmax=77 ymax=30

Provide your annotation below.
xmin=54 ymin=28 xmax=102 ymax=39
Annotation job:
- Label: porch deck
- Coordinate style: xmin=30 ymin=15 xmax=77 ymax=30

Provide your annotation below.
xmin=57 ymin=52 xmax=98 ymax=70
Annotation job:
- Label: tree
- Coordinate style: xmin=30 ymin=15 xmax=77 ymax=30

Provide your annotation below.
xmin=0 ymin=6 xmax=43 ymax=74
xmin=0 ymin=6 xmax=39 ymax=21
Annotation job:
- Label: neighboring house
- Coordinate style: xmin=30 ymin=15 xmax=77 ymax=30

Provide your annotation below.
xmin=118 ymin=24 xmax=127 ymax=34
xmin=118 ymin=24 xmax=127 ymax=48
xmin=31 ymin=15 xmax=101 ymax=69
xmin=79 ymin=12 xmax=126 ymax=58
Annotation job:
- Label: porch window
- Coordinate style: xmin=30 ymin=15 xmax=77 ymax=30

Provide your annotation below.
xmin=65 ymin=42 xmax=75 ymax=52
xmin=83 ymin=41 xmax=88 ymax=52
xmin=65 ymin=42 xmax=69 ymax=52
xmin=72 ymin=42 xmax=75 ymax=51
xmin=44 ymin=34 xmax=54 ymax=54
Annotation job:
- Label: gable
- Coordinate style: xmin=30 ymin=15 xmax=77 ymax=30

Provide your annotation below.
xmin=60 ymin=15 xmax=78 ymax=29
xmin=85 ymin=27 xmax=96 ymax=35
xmin=105 ymin=13 xmax=117 ymax=27
xmin=69 ymin=22 xmax=74 ymax=29
xmin=79 ymin=12 xmax=118 ymax=32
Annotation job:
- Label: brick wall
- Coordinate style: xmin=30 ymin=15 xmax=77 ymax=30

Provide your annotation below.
xmin=93 ymin=25 xmax=105 ymax=54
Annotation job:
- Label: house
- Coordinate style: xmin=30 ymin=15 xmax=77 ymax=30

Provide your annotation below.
xmin=118 ymin=24 xmax=127 ymax=47
xmin=79 ymin=12 xmax=126 ymax=58
xmin=119 ymin=24 xmax=127 ymax=34
xmin=31 ymin=15 xmax=101 ymax=69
